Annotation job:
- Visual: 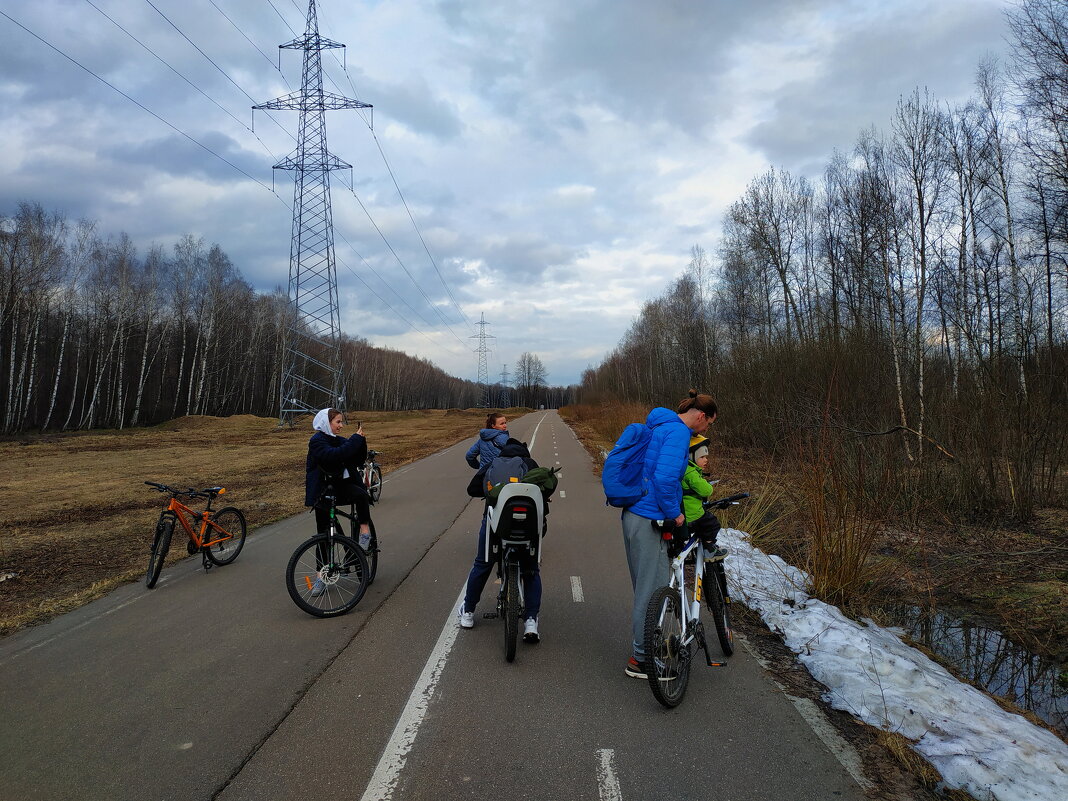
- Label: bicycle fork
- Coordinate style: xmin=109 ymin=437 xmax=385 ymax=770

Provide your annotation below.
xmin=691 ymin=565 xmax=726 ymax=668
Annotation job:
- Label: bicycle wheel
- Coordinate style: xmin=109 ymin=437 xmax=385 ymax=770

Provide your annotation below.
xmin=367 ymin=465 xmax=383 ymax=503
xmin=362 ymin=518 xmax=379 ymax=585
xmin=146 ymin=515 xmax=174 ymax=589
xmin=503 ymin=560 xmax=520 ymax=663
xmin=205 ymin=507 xmax=247 ymax=566
xmin=644 ymin=586 xmax=691 ymax=707
xmin=703 ymin=563 xmax=734 ymax=656
xmin=285 ymin=530 xmax=369 ymax=618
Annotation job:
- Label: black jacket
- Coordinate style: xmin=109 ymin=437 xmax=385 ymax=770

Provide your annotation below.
xmin=305 ymin=430 xmax=367 ymax=506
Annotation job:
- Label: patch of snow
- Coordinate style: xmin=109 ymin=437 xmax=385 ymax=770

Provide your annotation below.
xmin=722 ymin=527 xmax=1068 ymax=801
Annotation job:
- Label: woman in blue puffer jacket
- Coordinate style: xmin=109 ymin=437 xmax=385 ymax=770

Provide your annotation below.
xmin=465 ymin=412 xmax=509 ymax=469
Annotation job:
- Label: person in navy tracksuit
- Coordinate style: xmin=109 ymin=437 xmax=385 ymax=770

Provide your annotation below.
xmin=621 ymin=390 xmax=718 ymax=679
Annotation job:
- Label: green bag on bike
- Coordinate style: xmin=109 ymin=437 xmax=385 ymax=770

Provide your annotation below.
xmin=518 ymin=466 xmax=559 ymax=498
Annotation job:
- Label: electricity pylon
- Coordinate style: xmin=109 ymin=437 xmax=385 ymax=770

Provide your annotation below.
xmin=254 ymin=0 xmax=371 ymax=426
xmin=498 ymin=364 xmax=511 ymax=408
xmin=471 ymin=313 xmax=494 ymax=408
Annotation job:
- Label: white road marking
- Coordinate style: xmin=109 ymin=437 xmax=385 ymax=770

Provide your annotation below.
xmin=736 ymin=632 xmax=873 ymax=791
xmin=571 ymin=576 xmax=584 ymax=602
xmin=596 ymin=748 xmax=623 ymax=801
xmin=559 ymin=491 xmax=566 ymax=499
xmin=359 ymin=588 xmax=466 ymax=801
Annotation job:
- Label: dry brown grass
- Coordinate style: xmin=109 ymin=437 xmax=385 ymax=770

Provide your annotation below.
xmin=0 ymin=408 xmax=526 ymax=634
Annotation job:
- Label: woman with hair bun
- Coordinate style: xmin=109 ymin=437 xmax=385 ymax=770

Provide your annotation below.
xmin=465 ymin=412 xmax=509 ymax=469
xmin=620 ymin=389 xmax=717 ymax=679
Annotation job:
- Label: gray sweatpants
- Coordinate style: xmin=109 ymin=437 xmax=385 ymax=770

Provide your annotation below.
xmin=622 ymin=509 xmax=671 ymax=661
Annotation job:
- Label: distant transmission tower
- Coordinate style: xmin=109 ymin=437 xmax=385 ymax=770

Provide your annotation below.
xmin=471 ymin=313 xmax=494 ymax=408
xmin=498 ymin=364 xmax=510 ymax=408
xmin=254 ymin=0 xmax=371 ymax=426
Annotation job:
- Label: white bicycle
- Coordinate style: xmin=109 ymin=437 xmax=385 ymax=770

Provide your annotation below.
xmin=644 ymin=492 xmax=749 ymax=707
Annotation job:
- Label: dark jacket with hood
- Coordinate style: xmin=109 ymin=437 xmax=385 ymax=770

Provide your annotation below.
xmin=305 ymin=430 xmax=368 ymax=507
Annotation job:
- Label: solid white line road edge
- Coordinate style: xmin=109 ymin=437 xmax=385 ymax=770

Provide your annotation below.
xmin=359 ymin=588 xmax=466 ymax=801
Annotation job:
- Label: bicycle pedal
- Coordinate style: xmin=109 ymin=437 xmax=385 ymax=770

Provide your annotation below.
xmin=187 ymin=541 xmax=197 ymax=555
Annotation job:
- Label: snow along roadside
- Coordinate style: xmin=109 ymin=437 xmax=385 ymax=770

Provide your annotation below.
xmin=721 ymin=527 xmax=1068 ymax=801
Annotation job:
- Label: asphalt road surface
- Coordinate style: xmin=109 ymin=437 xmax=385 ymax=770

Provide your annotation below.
xmin=1 ymin=411 xmax=871 ymax=801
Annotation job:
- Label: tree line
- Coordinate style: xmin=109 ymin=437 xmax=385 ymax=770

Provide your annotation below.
xmin=0 ymin=204 xmax=567 ymax=432
xmin=580 ymin=0 xmax=1067 ymax=520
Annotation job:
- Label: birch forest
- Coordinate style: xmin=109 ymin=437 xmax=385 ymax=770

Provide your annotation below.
xmin=0 ymin=211 xmax=504 ymax=432
xmin=580 ymin=1 xmax=1068 ymax=520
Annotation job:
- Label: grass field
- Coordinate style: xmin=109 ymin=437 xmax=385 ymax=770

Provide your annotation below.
xmin=0 ymin=408 xmax=509 ymax=634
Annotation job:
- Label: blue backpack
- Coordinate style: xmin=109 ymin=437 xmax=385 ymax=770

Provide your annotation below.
xmin=601 ymin=423 xmax=652 ymax=507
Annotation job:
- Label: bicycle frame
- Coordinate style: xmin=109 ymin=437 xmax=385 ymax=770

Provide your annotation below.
xmin=661 ymin=534 xmax=726 ymax=668
xmin=165 ymin=496 xmax=232 ymax=549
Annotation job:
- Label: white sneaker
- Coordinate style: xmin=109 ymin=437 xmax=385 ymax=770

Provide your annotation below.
xmin=523 ymin=617 xmax=540 ymax=643
xmin=457 ymin=603 xmax=474 ymax=629
xmin=358 ymin=531 xmax=372 ymax=550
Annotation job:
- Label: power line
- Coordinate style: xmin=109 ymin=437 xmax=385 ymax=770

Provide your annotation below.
xmin=369 ymin=130 xmax=472 ymax=328
xmin=142 ymin=0 xmax=294 ymax=142
xmin=344 ymin=184 xmax=472 ymax=349
xmin=208 ymin=0 xmax=289 ymax=84
xmin=82 ymin=0 xmax=283 ymax=163
xmin=0 ymin=7 xmax=280 ymax=196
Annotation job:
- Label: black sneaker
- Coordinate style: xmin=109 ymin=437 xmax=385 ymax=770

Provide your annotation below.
xmin=624 ymin=657 xmax=647 ymax=679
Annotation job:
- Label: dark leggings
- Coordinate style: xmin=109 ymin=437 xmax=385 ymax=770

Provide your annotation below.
xmin=314 ymin=480 xmax=370 ymax=534
xmin=314 ymin=481 xmax=371 ymax=567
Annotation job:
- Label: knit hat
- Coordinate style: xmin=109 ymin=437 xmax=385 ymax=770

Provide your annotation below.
xmin=688 ymin=435 xmax=709 ymax=462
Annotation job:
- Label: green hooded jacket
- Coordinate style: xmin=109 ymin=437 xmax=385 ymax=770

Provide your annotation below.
xmin=681 ymin=460 xmax=715 ymax=523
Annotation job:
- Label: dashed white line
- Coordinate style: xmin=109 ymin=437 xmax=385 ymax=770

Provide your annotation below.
xmin=571 ymin=576 xmax=584 ymax=602
xmin=596 ymin=748 xmax=623 ymax=801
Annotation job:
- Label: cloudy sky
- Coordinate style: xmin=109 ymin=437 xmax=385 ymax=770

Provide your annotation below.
xmin=1 ymin=0 xmax=1012 ymax=386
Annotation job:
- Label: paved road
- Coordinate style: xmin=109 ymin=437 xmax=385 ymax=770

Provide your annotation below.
xmin=1 ymin=411 xmax=870 ymax=801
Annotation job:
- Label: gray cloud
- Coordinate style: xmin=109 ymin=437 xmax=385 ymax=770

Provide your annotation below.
xmin=0 ymin=0 xmax=1013 ymax=384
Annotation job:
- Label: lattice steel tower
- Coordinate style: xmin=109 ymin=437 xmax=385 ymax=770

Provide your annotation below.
xmin=254 ymin=0 xmax=371 ymax=425
xmin=498 ymin=364 xmax=511 ymax=408
xmin=471 ymin=313 xmax=494 ymax=408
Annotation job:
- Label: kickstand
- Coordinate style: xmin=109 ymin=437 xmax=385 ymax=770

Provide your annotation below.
xmin=696 ymin=622 xmax=725 ymax=668
xmin=201 ymin=551 xmax=212 ymax=571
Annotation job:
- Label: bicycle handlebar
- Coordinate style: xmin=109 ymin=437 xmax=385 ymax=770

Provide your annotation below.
xmin=704 ymin=492 xmax=750 ymax=510
xmin=144 ymin=481 xmax=225 ymax=499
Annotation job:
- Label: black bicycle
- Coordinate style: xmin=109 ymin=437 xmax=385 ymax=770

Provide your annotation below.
xmin=285 ymin=490 xmax=378 ymax=617
xmin=644 ymin=493 xmax=749 ymax=707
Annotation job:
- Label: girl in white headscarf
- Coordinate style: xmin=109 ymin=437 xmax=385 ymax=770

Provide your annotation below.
xmin=304 ymin=408 xmax=372 ymax=546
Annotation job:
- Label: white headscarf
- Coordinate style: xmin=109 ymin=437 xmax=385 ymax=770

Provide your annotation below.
xmin=312 ymin=408 xmax=334 ymax=435
xmin=312 ymin=408 xmax=349 ymax=478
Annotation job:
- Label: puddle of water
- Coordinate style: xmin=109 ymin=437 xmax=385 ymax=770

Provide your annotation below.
xmin=876 ymin=604 xmax=1067 ymax=738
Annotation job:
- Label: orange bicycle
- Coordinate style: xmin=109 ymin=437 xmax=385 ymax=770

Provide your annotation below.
xmin=144 ymin=481 xmax=247 ymax=588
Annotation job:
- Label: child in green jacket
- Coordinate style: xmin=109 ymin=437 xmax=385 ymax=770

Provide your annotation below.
xmin=681 ymin=435 xmax=727 ymax=559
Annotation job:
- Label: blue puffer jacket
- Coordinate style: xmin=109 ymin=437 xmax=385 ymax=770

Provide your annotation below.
xmin=628 ymin=407 xmax=691 ymax=521
xmin=466 ymin=427 xmax=509 ymax=469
